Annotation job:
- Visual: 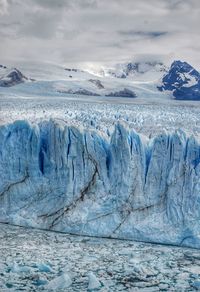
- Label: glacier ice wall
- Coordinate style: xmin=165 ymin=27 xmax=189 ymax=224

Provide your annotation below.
xmin=0 ymin=120 xmax=200 ymax=248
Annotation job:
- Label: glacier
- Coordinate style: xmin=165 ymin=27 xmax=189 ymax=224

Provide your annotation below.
xmin=0 ymin=119 xmax=200 ymax=248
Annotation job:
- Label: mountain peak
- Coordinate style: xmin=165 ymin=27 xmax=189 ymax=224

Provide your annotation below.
xmin=171 ymin=60 xmax=199 ymax=75
xmin=158 ymin=60 xmax=200 ymax=100
xmin=99 ymin=59 xmax=167 ymax=80
xmin=0 ymin=68 xmax=29 ymax=87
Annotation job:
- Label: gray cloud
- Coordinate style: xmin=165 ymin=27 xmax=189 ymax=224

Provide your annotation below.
xmin=0 ymin=0 xmax=200 ymax=68
xmin=0 ymin=0 xmax=8 ymax=15
xmin=118 ymin=30 xmax=168 ymax=39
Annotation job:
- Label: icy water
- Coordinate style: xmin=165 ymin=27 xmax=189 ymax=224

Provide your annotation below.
xmin=0 ymin=224 xmax=200 ymax=291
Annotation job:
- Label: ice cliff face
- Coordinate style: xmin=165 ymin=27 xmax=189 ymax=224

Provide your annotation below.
xmin=0 ymin=120 xmax=200 ymax=248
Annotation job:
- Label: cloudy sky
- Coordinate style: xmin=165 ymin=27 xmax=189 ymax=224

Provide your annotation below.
xmin=0 ymin=0 xmax=200 ymax=68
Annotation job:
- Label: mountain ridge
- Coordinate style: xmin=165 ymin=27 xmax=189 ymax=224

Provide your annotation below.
xmin=0 ymin=59 xmax=199 ymax=100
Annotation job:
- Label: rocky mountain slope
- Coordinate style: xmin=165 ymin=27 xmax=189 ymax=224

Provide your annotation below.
xmin=158 ymin=60 xmax=200 ymax=100
xmin=0 ymin=67 xmax=30 ymax=87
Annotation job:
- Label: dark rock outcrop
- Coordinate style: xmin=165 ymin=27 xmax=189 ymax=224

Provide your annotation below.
xmin=106 ymin=88 xmax=137 ymax=98
xmin=89 ymin=79 xmax=104 ymax=89
xmin=0 ymin=68 xmax=28 ymax=87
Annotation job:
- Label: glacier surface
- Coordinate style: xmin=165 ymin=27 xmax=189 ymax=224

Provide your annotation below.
xmin=0 ymin=119 xmax=200 ymax=248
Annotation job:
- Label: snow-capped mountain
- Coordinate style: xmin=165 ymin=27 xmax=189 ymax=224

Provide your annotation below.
xmin=0 ymin=59 xmax=199 ymax=100
xmin=98 ymin=60 xmax=167 ymax=80
xmin=158 ymin=60 xmax=200 ymax=100
xmin=0 ymin=67 xmax=30 ymax=87
xmin=0 ymin=62 xmax=157 ymax=99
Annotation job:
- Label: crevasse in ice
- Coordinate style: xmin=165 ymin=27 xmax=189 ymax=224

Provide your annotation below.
xmin=0 ymin=120 xmax=200 ymax=248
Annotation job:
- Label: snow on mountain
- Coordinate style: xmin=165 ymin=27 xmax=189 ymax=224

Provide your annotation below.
xmin=0 ymin=61 xmax=166 ymax=99
xmin=0 ymin=67 xmax=31 ymax=87
xmin=0 ymin=119 xmax=200 ymax=248
xmin=1 ymin=59 xmax=200 ymax=100
xmin=98 ymin=60 xmax=167 ymax=81
xmin=158 ymin=60 xmax=200 ymax=100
